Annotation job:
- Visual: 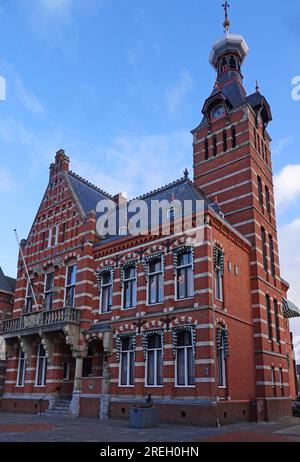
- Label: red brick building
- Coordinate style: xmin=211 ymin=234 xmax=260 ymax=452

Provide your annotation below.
xmin=0 ymin=267 xmax=15 ymax=398
xmin=0 ymin=16 xmax=299 ymax=425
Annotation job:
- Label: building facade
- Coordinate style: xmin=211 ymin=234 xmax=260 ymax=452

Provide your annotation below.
xmin=0 ymin=16 xmax=299 ymax=425
xmin=0 ymin=267 xmax=16 ymax=398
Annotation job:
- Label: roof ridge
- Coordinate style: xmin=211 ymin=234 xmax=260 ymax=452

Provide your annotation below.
xmin=129 ymin=176 xmax=188 ymax=203
xmin=68 ymin=171 xmax=113 ymax=199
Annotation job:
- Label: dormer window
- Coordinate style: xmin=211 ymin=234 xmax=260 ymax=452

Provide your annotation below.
xmin=211 ymin=104 xmax=225 ymax=121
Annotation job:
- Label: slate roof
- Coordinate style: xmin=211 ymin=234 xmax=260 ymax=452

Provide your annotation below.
xmin=0 ymin=267 xmax=16 ymax=295
xmin=94 ymin=175 xmax=217 ymax=247
xmin=67 ymin=171 xmax=113 ymax=215
xmin=198 ymin=76 xmax=271 ymax=129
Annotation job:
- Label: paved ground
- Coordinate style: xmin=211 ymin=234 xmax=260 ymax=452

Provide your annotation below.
xmin=0 ymin=412 xmax=300 ymax=442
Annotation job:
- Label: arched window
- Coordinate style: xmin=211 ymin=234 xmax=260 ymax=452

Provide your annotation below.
xmin=265 ymin=186 xmax=271 ymax=221
xmin=261 ymin=227 xmax=268 ymax=272
xmin=274 ymin=299 xmax=280 ymax=344
xmin=217 ymin=326 xmax=229 ymax=388
xmin=231 ymin=126 xmax=237 ymax=148
xmin=123 ymin=265 xmax=137 ymax=310
xmin=229 ymin=55 xmax=236 ymax=69
xmin=120 ymin=337 xmax=135 ymax=386
xmin=100 ymin=271 xmax=113 ymax=313
xmin=269 ymin=235 xmax=276 ymax=278
xmin=266 ymin=294 xmax=273 ymax=341
xmin=17 ymin=349 xmax=26 ymax=387
xmin=176 ymin=330 xmax=195 ymax=387
xmin=35 ymin=344 xmax=47 ymax=387
xmin=204 ymin=138 xmax=209 ymax=160
xmin=176 ymin=250 xmax=194 ymax=300
xmin=213 ymin=135 xmax=217 ymax=156
xmin=146 ymin=334 xmax=163 ymax=387
xmin=223 ymin=130 xmax=228 ymax=152
xmin=258 ymin=176 xmax=264 ymax=209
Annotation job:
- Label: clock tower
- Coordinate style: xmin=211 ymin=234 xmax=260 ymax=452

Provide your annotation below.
xmin=192 ymin=7 xmax=297 ymax=418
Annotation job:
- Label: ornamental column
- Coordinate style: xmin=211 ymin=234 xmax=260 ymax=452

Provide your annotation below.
xmin=70 ymin=355 xmax=84 ymax=416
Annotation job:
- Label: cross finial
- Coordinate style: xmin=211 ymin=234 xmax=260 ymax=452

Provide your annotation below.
xmin=222 ymin=1 xmax=230 ymax=33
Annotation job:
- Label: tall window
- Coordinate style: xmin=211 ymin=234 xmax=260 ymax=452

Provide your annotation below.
xmin=176 ymin=251 xmax=194 ymax=300
xmin=279 ymin=368 xmax=284 ymax=396
xmin=266 ymin=294 xmax=273 ymax=341
xmin=258 ymin=176 xmax=264 ymax=209
xmin=35 ymin=344 xmax=47 ymax=387
xmin=176 ymin=331 xmax=195 ymax=387
xmin=101 ymin=272 xmax=113 ymax=313
xmin=120 ymin=337 xmax=134 ymax=386
xmin=146 ymin=334 xmax=163 ymax=387
xmin=44 ymin=272 xmax=54 ymax=311
xmin=17 ymin=349 xmax=26 ymax=387
xmin=215 ymin=267 xmax=223 ymax=301
xmin=223 ymin=130 xmax=228 ymax=152
xmin=274 ymin=299 xmax=280 ymax=343
xmin=123 ymin=266 xmax=137 ymax=309
xmin=204 ymin=138 xmax=209 ymax=160
xmin=25 ymin=281 xmax=34 ymax=314
xmin=54 ymin=225 xmax=59 ymax=246
xmin=261 ymin=227 xmax=268 ymax=272
xmin=265 ymin=186 xmax=271 ymax=221
xmin=65 ymin=264 xmax=77 ymax=308
xmin=271 ymin=366 xmax=276 ymax=396
xmin=47 ymin=227 xmax=53 ymax=248
xmin=231 ymin=126 xmax=237 ymax=148
xmin=213 ymin=135 xmax=217 ymax=156
xmin=217 ymin=327 xmax=228 ymax=387
xmin=148 ymin=258 xmax=164 ymax=305
xmin=269 ymin=235 xmax=276 ymax=278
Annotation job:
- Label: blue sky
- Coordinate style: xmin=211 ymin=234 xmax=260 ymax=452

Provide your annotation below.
xmin=0 ymin=0 xmax=300 ymax=351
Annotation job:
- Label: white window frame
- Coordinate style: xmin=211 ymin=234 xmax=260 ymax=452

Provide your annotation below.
xmin=47 ymin=227 xmax=53 ymax=249
xmin=147 ymin=258 xmax=164 ymax=306
xmin=44 ymin=271 xmax=55 ymax=311
xmin=35 ymin=344 xmax=47 ymax=387
xmin=215 ymin=268 xmax=223 ymax=302
xmin=16 ymin=349 xmax=26 ymax=387
xmin=54 ymin=224 xmax=59 ymax=246
xmin=145 ymin=335 xmax=163 ymax=388
xmin=119 ymin=339 xmax=135 ymax=387
xmin=218 ymin=332 xmax=227 ymax=388
xmin=64 ymin=264 xmax=77 ymax=308
xmin=175 ymin=332 xmax=195 ymax=388
xmin=100 ymin=271 xmax=113 ymax=314
xmin=122 ymin=266 xmax=137 ymax=310
xmin=175 ymin=251 xmax=194 ymax=301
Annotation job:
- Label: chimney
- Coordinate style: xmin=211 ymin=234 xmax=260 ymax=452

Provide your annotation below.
xmin=113 ymin=192 xmax=127 ymax=207
xmin=50 ymin=149 xmax=70 ymax=179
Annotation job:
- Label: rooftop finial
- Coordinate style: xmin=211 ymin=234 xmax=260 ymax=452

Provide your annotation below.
xmin=255 ymin=80 xmax=260 ymax=93
xmin=222 ymin=1 xmax=230 ymax=33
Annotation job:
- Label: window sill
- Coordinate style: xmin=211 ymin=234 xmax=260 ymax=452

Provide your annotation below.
xmin=145 ymin=385 xmax=164 ymax=388
xmin=147 ymin=302 xmax=164 ymax=307
xmin=118 ymin=385 xmax=135 ymax=388
xmin=175 ymin=385 xmax=196 ymax=389
xmin=175 ymin=297 xmax=194 ymax=302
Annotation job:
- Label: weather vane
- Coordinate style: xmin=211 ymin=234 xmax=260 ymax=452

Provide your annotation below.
xmin=222 ymin=1 xmax=230 ymax=33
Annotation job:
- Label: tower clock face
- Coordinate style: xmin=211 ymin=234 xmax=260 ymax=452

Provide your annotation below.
xmin=211 ymin=104 xmax=225 ymax=120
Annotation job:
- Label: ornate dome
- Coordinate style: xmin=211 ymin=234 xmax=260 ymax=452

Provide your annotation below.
xmin=209 ymin=32 xmax=249 ymax=71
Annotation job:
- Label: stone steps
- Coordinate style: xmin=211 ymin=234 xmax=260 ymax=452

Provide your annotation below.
xmin=40 ymin=399 xmax=72 ymax=418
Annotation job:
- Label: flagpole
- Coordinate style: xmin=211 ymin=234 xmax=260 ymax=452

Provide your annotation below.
xmin=14 ymin=229 xmax=39 ymax=310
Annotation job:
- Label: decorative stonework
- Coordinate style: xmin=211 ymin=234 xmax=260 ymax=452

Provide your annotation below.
xmin=171 ymin=324 xmax=197 ymax=358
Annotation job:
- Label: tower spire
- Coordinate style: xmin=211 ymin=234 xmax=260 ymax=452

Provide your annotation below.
xmin=222 ymin=1 xmax=230 ymax=33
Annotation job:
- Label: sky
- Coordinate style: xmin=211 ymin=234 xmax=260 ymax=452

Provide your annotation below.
xmin=0 ymin=0 xmax=300 ymax=356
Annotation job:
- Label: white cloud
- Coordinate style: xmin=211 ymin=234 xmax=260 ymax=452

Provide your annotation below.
xmin=166 ymin=70 xmax=193 ymax=114
xmin=71 ymin=132 xmax=192 ymax=199
xmin=278 ymin=218 xmax=300 ymax=360
xmin=274 ymin=164 xmax=300 ymax=207
xmin=15 ymin=77 xmax=44 ymax=114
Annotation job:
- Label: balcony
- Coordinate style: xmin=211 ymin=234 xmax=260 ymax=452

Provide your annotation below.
xmin=0 ymin=307 xmax=81 ymax=338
